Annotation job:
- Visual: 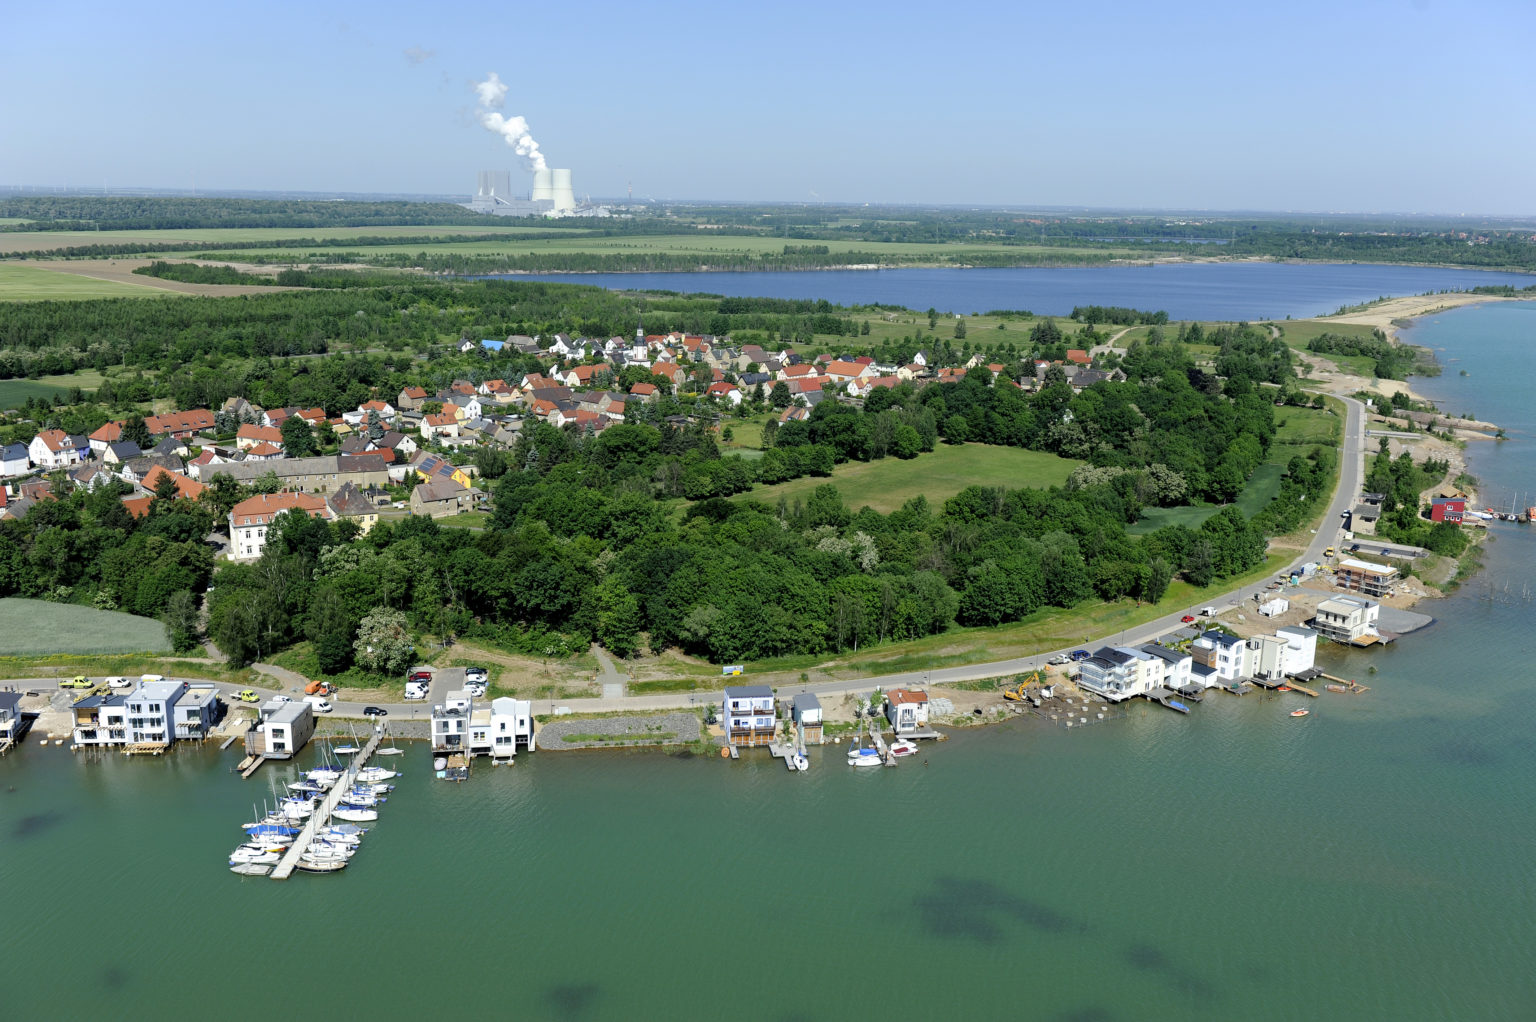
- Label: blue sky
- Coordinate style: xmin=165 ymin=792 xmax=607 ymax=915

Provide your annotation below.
xmin=3 ymin=0 xmax=1532 ymax=212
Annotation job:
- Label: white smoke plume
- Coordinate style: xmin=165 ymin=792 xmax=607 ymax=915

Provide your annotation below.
xmin=474 ymin=72 xmax=547 ymax=171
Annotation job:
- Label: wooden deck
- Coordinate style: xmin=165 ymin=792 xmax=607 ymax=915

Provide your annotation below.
xmin=271 ymin=731 xmax=381 ymax=881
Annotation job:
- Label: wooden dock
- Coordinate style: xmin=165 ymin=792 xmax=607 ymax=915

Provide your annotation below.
xmin=239 ymin=755 xmax=266 ymax=779
xmin=271 ymin=731 xmax=381 ymax=881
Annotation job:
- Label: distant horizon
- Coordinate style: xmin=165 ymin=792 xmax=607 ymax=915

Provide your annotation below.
xmin=5 ymin=1 xmax=1533 ymax=216
xmin=2 ymin=184 xmax=1535 ymax=224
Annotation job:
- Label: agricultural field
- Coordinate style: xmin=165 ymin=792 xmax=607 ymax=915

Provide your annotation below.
xmin=0 ymin=262 xmax=175 ymax=301
xmin=0 ymin=370 xmax=107 ymax=408
xmin=0 ymin=598 xmax=171 ymax=655
xmin=0 ymin=223 xmax=581 ymax=256
xmin=733 ymin=444 xmax=1082 ymax=515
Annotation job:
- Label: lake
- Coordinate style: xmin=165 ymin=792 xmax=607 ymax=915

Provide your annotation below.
xmin=3 ymin=303 xmax=1536 ymax=1021
xmin=502 ymin=262 xmax=1536 ymax=322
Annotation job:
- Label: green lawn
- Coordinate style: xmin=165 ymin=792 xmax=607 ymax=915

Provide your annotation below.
xmin=0 ymin=223 xmax=581 ymax=256
xmin=1274 ymin=404 xmax=1343 ymax=446
xmin=0 ymin=263 xmax=175 ymax=301
xmin=434 ymin=511 xmax=492 ymax=529
xmin=733 ymin=444 xmax=1082 ymax=514
xmin=0 ymin=598 xmax=171 ymax=655
xmin=0 ymin=370 xmax=107 ymax=408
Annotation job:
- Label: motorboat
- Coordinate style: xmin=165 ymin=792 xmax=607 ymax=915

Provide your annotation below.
xmin=888 ymin=739 xmax=919 ymax=758
xmin=433 ymin=757 xmax=447 ymax=770
xmin=229 ymin=845 xmax=282 ymax=865
xmin=332 ymin=806 xmax=379 ymax=823
xmin=848 ymin=747 xmax=883 ymax=767
xmin=295 ymin=857 xmax=348 ymax=873
xmin=1290 ymin=709 xmax=1310 ymax=718
xmin=356 ymin=767 xmax=397 ymax=782
xmin=230 ymin=862 xmax=273 ymax=877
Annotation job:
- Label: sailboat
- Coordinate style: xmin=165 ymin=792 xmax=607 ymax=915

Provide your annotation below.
xmin=332 ymin=805 xmax=379 ymax=823
xmin=230 ymin=862 xmax=274 ymax=876
xmin=375 ymin=733 xmax=405 ymax=756
xmin=356 ymin=766 xmax=398 ymax=783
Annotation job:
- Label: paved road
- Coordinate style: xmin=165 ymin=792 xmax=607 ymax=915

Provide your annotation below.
xmin=8 ymin=398 xmax=1368 ymax=720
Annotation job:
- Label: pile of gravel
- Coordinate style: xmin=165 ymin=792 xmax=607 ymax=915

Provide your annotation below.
xmin=538 ymin=712 xmax=701 ymax=751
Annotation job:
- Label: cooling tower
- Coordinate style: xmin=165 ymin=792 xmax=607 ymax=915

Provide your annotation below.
xmin=531 ymin=168 xmax=554 ymax=201
xmin=477 ymin=170 xmax=511 ymax=199
xmin=550 ymin=168 xmax=575 ymax=212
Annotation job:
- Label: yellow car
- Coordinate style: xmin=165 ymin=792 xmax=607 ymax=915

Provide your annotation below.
xmin=234 ymin=689 xmax=261 ymax=703
xmin=61 ymin=676 xmax=92 ymax=689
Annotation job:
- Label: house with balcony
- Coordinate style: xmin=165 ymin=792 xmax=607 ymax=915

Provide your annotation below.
xmin=244 ymin=700 xmax=314 ymax=759
xmin=489 ymin=697 xmax=535 ymax=758
xmin=1335 ymin=558 xmax=1397 ymax=598
xmin=71 ymin=694 xmax=128 ymax=747
xmin=723 ymin=685 xmax=776 ymax=747
xmin=173 ymin=684 xmax=220 ymax=740
xmin=1140 ymin=644 xmax=1194 ymax=692
xmin=1311 ymin=596 xmax=1382 ymax=645
xmin=121 ymin=680 xmax=187 ymax=749
xmin=1190 ymin=631 xmax=1250 ymax=681
xmin=791 ymin=693 xmax=823 ymax=745
xmin=432 ymin=691 xmax=473 ymax=753
xmin=885 ymin=688 xmax=931 ymax=733
xmin=1076 ymin=647 xmax=1158 ymax=701
xmin=1 ymin=690 xmax=25 ymax=747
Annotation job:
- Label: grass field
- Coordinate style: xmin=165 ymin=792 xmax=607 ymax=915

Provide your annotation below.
xmin=1271 ymin=319 xmax=1383 ymax=376
xmin=733 ymin=444 xmax=1082 ymax=514
xmin=0 ymin=223 xmax=585 ymax=256
xmin=0 ymin=370 xmax=107 ymax=408
xmin=0 ymin=598 xmax=170 ymax=655
xmin=0 ymin=262 xmax=175 ymax=301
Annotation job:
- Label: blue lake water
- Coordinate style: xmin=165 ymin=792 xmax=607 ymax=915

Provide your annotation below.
xmin=504 ymin=262 xmax=1535 ymax=321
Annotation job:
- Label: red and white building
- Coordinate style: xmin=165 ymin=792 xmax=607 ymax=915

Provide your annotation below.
xmin=228 ymin=492 xmax=335 ymax=561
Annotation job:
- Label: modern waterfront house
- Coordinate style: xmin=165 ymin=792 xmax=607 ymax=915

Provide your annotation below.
xmin=124 ymin=680 xmax=186 ymax=748
xmin=885 ymin=688 xmax=931 ymax=733
xmin=173 ymin=684 xmax=219 ymax=740
xmin=71 ymin=694 xmax=128 ymax=747
xmin=1335 ymin=558 xmax=1397 ymax=598
xmin=431 ymin=690 xmax=472 ymax=754
xmin=1190 ymin=631 xmax=1250 ymax=682
xmin=723 ymin=685 xmax=777 ymax=747
xmin=1140 ymin=643 xmax=1195 ymax=692
xmin=1312 ymin=596 xmax=1382 ymax=645
xmin=791 ymin=693 xmax=823 ymax=745
xmin=0 ymin=690 xmax=24 ymax=747
xmin=245 ymin=700 xmax=314 ymax=759
xmin=1076 ymin=647 xmax=1159 ymax=702
xmin=489 ymin=697 xmax=535 ymax=757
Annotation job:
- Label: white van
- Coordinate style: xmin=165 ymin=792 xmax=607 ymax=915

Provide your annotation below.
xmin=106 ymin=676 xmax=134 ymax=690
xmin=140 ymin=673 xmax=166 ymax=684
xmin=404 ymin=682 xmax=429 ymax=701
xmin=304 ymin=696 xmax=333 ymax=713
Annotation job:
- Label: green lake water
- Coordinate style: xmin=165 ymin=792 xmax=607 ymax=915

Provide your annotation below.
xmin=4 ymin=303 xmax=1536 ymax=1020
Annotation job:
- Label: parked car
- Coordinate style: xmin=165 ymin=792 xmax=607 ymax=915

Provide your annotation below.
xmin=408 ymin=670 xmax=432 ymax=684
xmin=304 ymin=696 xmax=333 ymax=713
xmin=269 ymin=695 xmax=292 ymax=703
xmin=1048 ymin=654 xmax=1070 ymax=666
xmin=463 ymin=683 xmax=487 ymax=698
xmin=363 ymin=706 xmax=387 ymax=717
xmin=61 ymin=677 xmax=92 ymax=689
xmin=1069 ymin=650 xmax=1091 ymax=662
xmin=234 ymin=689 xmax=260 ymax=703
xmin=106 ymin=676 xmax=134 ymax=690
xmin=464 ymin=666 xmax=488 ymax=685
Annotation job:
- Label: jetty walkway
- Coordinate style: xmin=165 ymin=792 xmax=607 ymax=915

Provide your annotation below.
xmin=271 ymin=731 xmax=380 ymax=881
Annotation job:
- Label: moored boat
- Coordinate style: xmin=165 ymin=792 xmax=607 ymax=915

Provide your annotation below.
xmin=230 ymin=862 xmax=273 ymax=877
xmin=333 ymin=805 xmax=379 ymax=822
xmin=1290 ymin=709 xmax=1310 ymax=718
xmin=356 ymin=767 xmax=397 ymax=782
xmin=792 ymin=754 xmax=809 ymax=771
xmin=295 ymin=857 xmax=348 ymax=873
xmin=229 ymin=845 xmax=282 ymax=865
xmin=848 ymin=747 xmax=883 ymax=767
xmin=888 ymin=739 xmax=919 ymax=758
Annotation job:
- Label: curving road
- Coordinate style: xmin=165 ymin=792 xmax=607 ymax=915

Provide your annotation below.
xmin=9 ymin=398 xmax=1367 ymax=721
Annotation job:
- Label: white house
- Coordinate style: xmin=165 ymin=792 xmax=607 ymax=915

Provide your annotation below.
xmin=1190 ymin=630 xmax=1250 ymax=681
xmin=1275 ymin=626 xmax=1318 ymax=674
xmin=489 ymin=696 xmax=535 ymax=758
xmin=70 ymin=693 xmax=127 ymax=747
xmin=885 ymin=688 xmax=930 ymax=733
xmin=122 ymin=680 xmax=185 ymax=747
xmin=1077 ymin=648 xmax=1138 ymax=701
xmin=28 ymin=430 xmax=84 ymax=470
xmin=432 ymin=690 xmax=472 ymax=753
xmin=173 ymin=684 xmax=220 ymax=740
xmin=1 ymin=691 xmax=25 ymax=746
xmin=723 ymin=685 xmax=776 ymax=747
xmin=1312 ymin=596 xmax=1381 ymax=645
xmin=1140 ymin=644 xmax=1194 ymax=691
xmin=228 ymin=491 xmax=335 ymax=561
xmin=790 ymin=693 xmax=823 ymax=745
xmin=245 ymin=700 xmax=314 ymax=759
xmin=1 ymin=443 xmax=31 ymax=477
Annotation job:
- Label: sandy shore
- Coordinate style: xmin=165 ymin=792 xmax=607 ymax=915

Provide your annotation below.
xmin=1324 ymin=291 xmax=1513 ymax=341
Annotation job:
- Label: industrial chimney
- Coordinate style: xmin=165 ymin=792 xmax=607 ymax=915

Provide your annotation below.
xmin=550 ymin=169 xmax=576 ymax=212
xmin=531 ymin=168 xmax=554 ymax=202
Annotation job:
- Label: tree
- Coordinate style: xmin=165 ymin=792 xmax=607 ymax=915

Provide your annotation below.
xmin=305 ymin=584 xmax=356 ymax=673
xmin=943 ymin=414 xmax=970 ymax=444
xmin=1142 ymin=556 xmax=1172 ymax=605
xmin=162 ymin=590 xmax=202 ymax=653
xmin=353 ymin=607 xmax=415 ymax=676
xmin=770 ymin=381 xmax=791 ymax=409
xmin=761 ymin=418 xmax=779 ymax=449
xmin=593 ymin=578 xmax=642 ymax=658
xmin=314 ymin=418 xmax=336 ymax=450
xmin=121 ymin=416 xmax=152 ymax=449
xmin=152 ymin=470 xmax=181 ymax=502
xmin=366 ymin=409 xmax=385 ymax=442
xmin=954 ymin=318 xmax=967 ymax=340
xmin=281 ymin=414 xmax=316 ymax=457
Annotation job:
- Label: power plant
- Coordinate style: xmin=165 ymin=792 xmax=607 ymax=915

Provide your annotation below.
xmin=465 ymin=167 xmax=598 ymax=218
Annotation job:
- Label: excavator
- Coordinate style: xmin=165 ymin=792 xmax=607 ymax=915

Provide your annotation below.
xmin=1001 ymin=669 xmax=1048 ymax=702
